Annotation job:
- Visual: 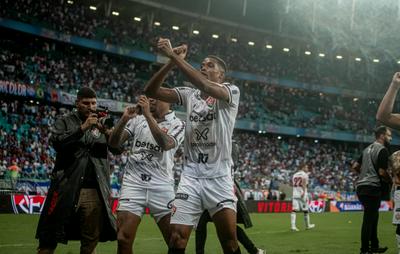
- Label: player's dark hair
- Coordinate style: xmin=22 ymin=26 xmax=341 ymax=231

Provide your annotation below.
xmin=207 ymin=55 xmax=228 ymax=73
xmin=299 ymin=162 xmax=309 ymax=171
xmin=374 ymin=125 xmax=388 ymax=139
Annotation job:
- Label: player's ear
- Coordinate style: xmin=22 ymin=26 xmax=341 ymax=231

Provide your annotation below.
xmin=219 ymin=71 xmax=225 ymax=83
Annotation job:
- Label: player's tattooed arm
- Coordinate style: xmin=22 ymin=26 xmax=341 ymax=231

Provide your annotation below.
xmin=109 ymin=106 xmax=137 ymax=148
xmin=144 ymin=115 xmax=176 ymax=151
xmin=139 ymin=96 xmax=176 ymax=151
xmin=143 ymin=61 xmax=178 ymax=103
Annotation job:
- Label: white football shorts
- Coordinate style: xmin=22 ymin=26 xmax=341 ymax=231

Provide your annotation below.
xmin=118 ymin=185 xmax=175 ymax=223
xmin=292 ymin=198 xmax=309 ymax=212
xmin=170 ymin=174 xmax=237 ymax=226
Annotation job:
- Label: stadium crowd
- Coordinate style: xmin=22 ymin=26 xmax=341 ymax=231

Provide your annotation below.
xmin=0 ymin=0 xmax=396 ymax=93
xmin=0 ymin=100 xmax=364 ymax=194
xmin=0 ymin=32 xmax=385 ymax=134
xmin=234 ymin=131 xmax=362 ymax=193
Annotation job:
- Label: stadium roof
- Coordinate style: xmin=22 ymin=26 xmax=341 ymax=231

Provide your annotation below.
xmin=116 ymin=0 xmax=400 ymax=57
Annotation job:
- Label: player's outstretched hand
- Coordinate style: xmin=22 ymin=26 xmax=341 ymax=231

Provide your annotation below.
xmin=157 ymin=38 xmax=174 ymax=57
xmin=173 ymin=44 xmax=188 ymax=59
xmin=392 ymin=72 xmax=400 ymax=87
xmin=122 ymin=106 xmax=137 ymax=121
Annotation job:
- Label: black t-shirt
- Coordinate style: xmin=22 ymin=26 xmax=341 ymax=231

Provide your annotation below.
xmin=357 ymin=148 xmax=389 ymax=170
xmin=357 ymin=147 xmax=389 ymax=196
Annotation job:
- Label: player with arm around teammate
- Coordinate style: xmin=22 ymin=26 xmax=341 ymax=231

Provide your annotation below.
xmin=291 ymin=163 xmax=315 ymax=232
xmin=109 ymin=95 xmax=185 ymax=254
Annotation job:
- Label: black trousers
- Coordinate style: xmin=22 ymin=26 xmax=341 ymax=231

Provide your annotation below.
xmin=195 ymin=211 xmax=257 ymax=254
xmin=357 ymin=187 xmax=381 ymax=252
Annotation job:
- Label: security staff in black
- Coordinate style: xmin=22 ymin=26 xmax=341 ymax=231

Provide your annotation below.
xmin=352 ymin=126 xmax=392 ymax=254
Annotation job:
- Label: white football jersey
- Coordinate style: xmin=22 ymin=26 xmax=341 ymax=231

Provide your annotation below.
xmin=123 ymin=111 xmax=185 ymax=189
xmin=292 ymin=170 xmax=309 ymax=199
xmin=174 ymin=83 xmax=240 ymax=178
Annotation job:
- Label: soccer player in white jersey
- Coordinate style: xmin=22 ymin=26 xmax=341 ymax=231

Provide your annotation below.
xmin=144 ymin=39 xmax=241 ymax=254
xmin=109 ymin=95 xmax=185 ymax=254
xmin=389 ymin=151 xmax=400 ymax=254
xmin=291 ymin=163 xmax=315 ymax=231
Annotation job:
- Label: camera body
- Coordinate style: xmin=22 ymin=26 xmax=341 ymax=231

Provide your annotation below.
xmin=91 ymin=107 xmax=114 ymax=129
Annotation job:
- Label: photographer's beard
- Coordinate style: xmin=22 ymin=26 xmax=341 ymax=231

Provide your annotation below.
xmin=75 ymin=105 xmax=95 ymax=122
xmin=384 ymin=139 xmax=390 ymax=148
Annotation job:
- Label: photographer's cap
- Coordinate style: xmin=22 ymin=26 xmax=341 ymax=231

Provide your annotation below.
xmin=77 ymin=87 xmax=97 ymax=100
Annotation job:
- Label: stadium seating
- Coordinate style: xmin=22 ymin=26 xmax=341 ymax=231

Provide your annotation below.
xmin=0 ymin=99 xmax=363 ymax=194
xmin=0 ymin=31 xmax=384 ymax=133
xmin=1 ymin=0 xmax=397 ymax=93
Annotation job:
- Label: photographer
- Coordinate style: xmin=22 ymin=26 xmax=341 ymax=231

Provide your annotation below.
xmin=36 ymin=87 xmax=119 ymax=254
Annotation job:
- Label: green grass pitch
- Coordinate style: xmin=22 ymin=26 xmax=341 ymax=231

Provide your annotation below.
xmin=0 ymin=212 xmax=397 ymax=254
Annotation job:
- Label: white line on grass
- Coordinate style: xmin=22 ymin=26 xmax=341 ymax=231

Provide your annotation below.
xmin=247 ymin=230 xmax=291 ymax=235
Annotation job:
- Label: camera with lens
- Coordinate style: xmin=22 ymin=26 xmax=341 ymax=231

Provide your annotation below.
xmin=91 ymin=106 xmax=114 ymax=129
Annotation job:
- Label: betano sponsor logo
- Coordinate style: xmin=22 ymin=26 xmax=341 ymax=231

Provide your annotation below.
xmin=135 ymin=140 xmax=162 ymax=152
xmin=189 ymin=112 xmax=217 ymax=122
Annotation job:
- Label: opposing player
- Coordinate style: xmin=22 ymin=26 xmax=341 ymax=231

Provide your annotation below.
xmin=291 ymin=163 xmax=315 ymax=231
xmin=109 ymin=95 xmax=185 ymax=254
xmin=144 ymin=39 xmax=241 ymax=254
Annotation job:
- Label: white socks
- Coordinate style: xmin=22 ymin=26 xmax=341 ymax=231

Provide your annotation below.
xmin=304 ymin=212 xmax=311 ymax=227
xmin=291 ymin=212 xmax=296 ymax=228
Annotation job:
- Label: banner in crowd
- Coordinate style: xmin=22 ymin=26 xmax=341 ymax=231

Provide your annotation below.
xmin=242 ymin=189 xmax=360 ymax=202
xmin=11 ymin=194 xmax=46 ymax=214
xmin=308 ymin=200 xmax=326 ymax=213
xmin=1 ymin=195 xmax=320 ymax=214
xmin=330 ymin=201 xmax=393 ymax=212
xmin=1 ymin=194 xmax=149 ymax=214
xmin=0 ymin=80 xmax=133 ymax=113
xmin=2 ymin=194 xmax=396 ymax=214
xmin=246 ymin=200 xmax=327 ymax=213
xmin=16 ymin=180 xmax=50 ymax=195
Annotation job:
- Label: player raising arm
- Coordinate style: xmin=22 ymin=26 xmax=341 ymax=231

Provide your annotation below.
xmin=144 ymin=38 xmax=241 ymax=254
